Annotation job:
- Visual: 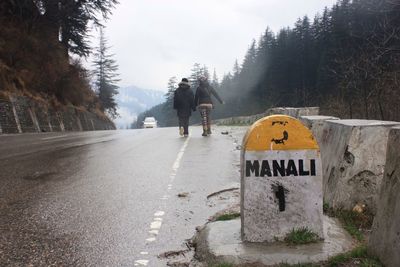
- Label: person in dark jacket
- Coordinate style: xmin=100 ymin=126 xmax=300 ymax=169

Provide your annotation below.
xmin=194 ymin=76 xmax=224 ymax=136
xmin=173 ymin=78 xmax=195 ymax=137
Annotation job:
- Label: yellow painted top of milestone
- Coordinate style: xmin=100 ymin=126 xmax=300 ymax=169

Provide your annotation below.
xmin=243 ymin=115 xmax=319 ymax=151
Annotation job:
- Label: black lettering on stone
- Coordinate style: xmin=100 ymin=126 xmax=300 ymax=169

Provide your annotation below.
xmin=272 ymin=183 xmax=288 ymax=212
xmin=310 ymin=159 xmax=316 ymax=176
xmin=286 ymin=159 xmax=298 ymax=176
xmin=272 ymin=121 xmax=288 ymax=126
xmin=246 ymin=160 xmax=260 ymax=177
xmin=271 ymin=131 xmax=289 ymax=145
xmin=273 ymin=160 xmax=286 ymax=177
xmin=260 ymin=160 xmax=272 ymax=177
xmin=299 ymin=159 xmax=310 ymax=176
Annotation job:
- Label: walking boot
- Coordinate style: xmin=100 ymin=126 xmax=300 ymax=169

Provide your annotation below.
xmin=179 ymin=127 xmax=184 ymax=136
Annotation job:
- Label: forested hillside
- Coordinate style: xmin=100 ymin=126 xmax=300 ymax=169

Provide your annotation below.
xmin=0 ymin=0 xmax=118 ymax=115
xmin=138 ymin=0 xmax=400 ymax=127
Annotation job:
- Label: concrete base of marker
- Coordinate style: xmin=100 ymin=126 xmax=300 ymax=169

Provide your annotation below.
xmin=195 ymin=216 xmax=354 ymax=266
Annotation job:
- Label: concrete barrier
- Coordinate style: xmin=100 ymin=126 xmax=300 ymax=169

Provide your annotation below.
xmin=0 ymin=95 xmax=115 ymax=134
xmin=216 ymin=107 xmax=320 ymax=126
xmin=300 ymin=115 xmax=340 ymax=145
xmin=368 ymin=126 xmax=400 ymax=267
xmin=266 ymin=107 xmax=319 ymax=117
xmin=320 ymin=120 xmax=400 ymax=213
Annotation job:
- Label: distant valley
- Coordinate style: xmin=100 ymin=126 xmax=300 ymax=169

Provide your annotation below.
xmin=114 ymin=86 xmax=165 ymax=129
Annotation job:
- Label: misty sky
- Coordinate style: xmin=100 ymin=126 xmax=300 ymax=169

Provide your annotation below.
xmin=91 ymin=0 xmax=338 ymax=91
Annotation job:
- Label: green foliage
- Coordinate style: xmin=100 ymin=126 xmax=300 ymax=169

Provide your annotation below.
xmin=328 ymin=245 xmax=383 ymax=267
xmin=92 ymin=27 xmax=120 ymax=118
xmin=212 ymin=264 xmax=233 ymax=267
xmin=284 ymin=227 xmax=320 ymax=245
xmin=215 ymin=213 xmax=240 ymax=221
xmin=140 ymin=0 xmax=400 ymax=125
xmin=0 ymin=0 xmax=119 ymax=114
xmin=279 ymin=264 xmax=317 ymax=267
xmin=326 ymin=208 xmax=373 ymax=242
xmin=323 ymin=202 xmax=330 ymax=213
xmin=278 ymin=246 xmax=383 ymax=267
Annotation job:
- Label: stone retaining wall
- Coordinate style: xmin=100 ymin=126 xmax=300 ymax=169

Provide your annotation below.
xmin=368 ymin=126 xmax=400 ymax=267
xmin=0 ymin=95 xmax=115 ymax=134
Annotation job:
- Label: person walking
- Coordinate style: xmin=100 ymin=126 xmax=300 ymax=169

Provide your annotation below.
xmin=173 ymin=78 xmax=195 ymax=137
xmin=194 ymin=76 xmax=224 ymax=137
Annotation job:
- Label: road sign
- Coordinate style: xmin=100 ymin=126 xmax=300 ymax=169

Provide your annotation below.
xmin=241 ymin=115 xmax=323 ymax=242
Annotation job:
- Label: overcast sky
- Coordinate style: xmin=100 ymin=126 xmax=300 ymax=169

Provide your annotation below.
xmin=90 ymin=0 xmax=338 ymax=91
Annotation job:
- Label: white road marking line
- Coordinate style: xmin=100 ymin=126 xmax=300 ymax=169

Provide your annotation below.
xmin=137 ymin=137 xmax=191 ymax=265
xmin=146 ymin=237 xmax=156 ymax=242
xmin=134 ymin=260 xmax=149 ymax=266
xmin=41 ymin=135 xmax=68 ymax=140
xmin=149 ymin=229 xmax=159 ymax=235
xmin=170 ymin=137 xmax=190 ymax=181
xmin=150 ymin=221 xmax=162 ymax=229
xmin=154 ymin=211 xmax=165 ymax=217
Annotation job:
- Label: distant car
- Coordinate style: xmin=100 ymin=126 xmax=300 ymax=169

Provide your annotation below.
xmin=143 ymin=117 xmax=157 ymax=128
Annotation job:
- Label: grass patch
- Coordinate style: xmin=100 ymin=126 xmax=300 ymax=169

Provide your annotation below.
xmin=215 ymin=212 xmax=240 ymax=221
xmin=212 ymin=263 xmax=234 ymax=267
xmin=327 ymin=245 xmax=383 ymax=267
xmin=325 ymin=206 xmax=373 ymax=242
xmin=284 ymin=227 xmax=320 ymax=245
xmin=278 ymin=245 xmax=383 ymax=267
xmin=280 ymin=264 xmax=317 ymax=267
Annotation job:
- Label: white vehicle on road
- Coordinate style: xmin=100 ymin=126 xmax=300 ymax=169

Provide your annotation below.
xmin=142 ymin=117 xmax=158 ymax=128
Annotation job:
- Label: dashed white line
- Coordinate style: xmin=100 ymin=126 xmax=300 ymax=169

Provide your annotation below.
xmin=150 ymin=221 xmax=162 ymax=229
xmin=146 ymin=237 xmax=156 ymax=242
xmin=134 ymin=259 xmax=149 ymax=266
xmin=149 ymin=229 xmax=159 ymax=235
xmin=137 ymin=137 xmax=190 ymax=265
xmin=154 ymin=211 xmax=165 ymax=217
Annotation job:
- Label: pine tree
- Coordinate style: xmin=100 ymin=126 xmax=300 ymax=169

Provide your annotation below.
xmin=92 ymin=27 xmax=120 ymax=118
xmin=165 ymin=76 xmax=177 ymax=104
xmin=38 ymin=0 xmax=119 ymax=57
xmin=211 ymin=69 xmax=219 ymax=89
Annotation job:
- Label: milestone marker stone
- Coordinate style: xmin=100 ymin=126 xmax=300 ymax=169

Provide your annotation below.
xmin=241 ymin=115 xmax=323 ymax=242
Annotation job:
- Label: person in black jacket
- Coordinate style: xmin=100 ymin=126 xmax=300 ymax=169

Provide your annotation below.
xmin=194 ymin=76 xmax=224 ymax=136
xmin=173 ymin=78 xmax=195 ymax=137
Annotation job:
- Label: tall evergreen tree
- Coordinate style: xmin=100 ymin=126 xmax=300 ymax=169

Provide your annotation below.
xmin=37 ymin=0 xmax=119 ymax=57
xmin=92 ymin=27 xmax=120 ymax=118
xmin=211 ymin=69 xmax=219 ymax=89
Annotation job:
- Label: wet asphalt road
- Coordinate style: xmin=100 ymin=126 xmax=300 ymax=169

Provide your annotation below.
xmin=0 ymin=126 xmax=243 ymax=266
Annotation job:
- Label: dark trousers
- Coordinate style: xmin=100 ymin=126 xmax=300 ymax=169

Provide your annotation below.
xmin=178 ymin=116 xmax=190 ymax=135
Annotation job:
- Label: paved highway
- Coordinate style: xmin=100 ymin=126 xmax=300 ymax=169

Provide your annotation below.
xmin=0 ymin=126 xmax=243 ymax=266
